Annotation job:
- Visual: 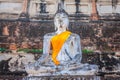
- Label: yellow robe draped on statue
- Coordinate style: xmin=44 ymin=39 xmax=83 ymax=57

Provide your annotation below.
xmin=51 ymin=31 xmax=71 ymax=65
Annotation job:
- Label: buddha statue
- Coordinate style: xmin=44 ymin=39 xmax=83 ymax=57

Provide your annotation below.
xmin=25 ymin=2 xmax=98 ymax=76
xmin=2 ymin=25 xmax=9 ymax=36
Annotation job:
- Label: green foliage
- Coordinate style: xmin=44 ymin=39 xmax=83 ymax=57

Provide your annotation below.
xmin=17 ymin=49 xmax=43 ymax=53
xmin=0 ymin=48 xmax=6 ymax=52
xmin=82 ymin=49 xmax=93 ymax=54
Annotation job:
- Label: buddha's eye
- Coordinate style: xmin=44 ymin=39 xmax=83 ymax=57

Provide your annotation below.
xmin=61 ymin=16 xmax=66 ymax=18
xmin=55 ymin=16 xmax=59 ymax=18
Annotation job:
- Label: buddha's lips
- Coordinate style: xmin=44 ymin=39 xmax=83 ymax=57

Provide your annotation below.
xmin=60 ymin=25 xmax=62 ymax=28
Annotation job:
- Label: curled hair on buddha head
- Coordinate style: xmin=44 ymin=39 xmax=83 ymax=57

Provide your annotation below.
xmin=54 ymin=2 xmax=69 ymax=31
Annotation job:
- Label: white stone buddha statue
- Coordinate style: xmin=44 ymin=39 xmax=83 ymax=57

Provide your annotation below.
xmin=42 ymin=9 xmax=82 ymax=66
xmin=25 ymin=3 xmax=98 ymax=76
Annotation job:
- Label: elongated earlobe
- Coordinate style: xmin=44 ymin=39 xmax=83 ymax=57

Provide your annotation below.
xmin=66 ymin=27 xmax=69 ymax=30
xmin=55 ymin=26 xmax=58 ymax=31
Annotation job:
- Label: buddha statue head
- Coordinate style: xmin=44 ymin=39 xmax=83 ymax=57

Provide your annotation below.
xmin=54 ymin=3 xmax=69 ymax=33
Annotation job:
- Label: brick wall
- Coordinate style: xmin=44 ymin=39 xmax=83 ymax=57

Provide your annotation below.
xmin=0 ymin=20 xmax=119 ymax=52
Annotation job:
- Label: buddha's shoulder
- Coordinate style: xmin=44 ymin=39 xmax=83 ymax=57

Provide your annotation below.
xmin=44 ymin=32 xmax=55 ymax=38
xmin=70 ymin=33 xmax=80 ymax=38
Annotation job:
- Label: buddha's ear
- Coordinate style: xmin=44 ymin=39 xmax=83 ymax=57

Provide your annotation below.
xmin=66 ymin=27 xmax=69 ymax=30
xmin=66 ymin=22 xmax=69 ymax=30
xmin=55 ymin=26 xmax=58 ymax=31
xmin=54 ymin=19 xmax=60 ymax=31
xmin=54 ymin=22 xmax=58 ymax=31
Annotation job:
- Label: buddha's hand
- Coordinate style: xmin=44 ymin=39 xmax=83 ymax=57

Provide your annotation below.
xmin=69 ymin=60 xmax=76 ymax=65
xmin=63 ymin=61 xmax=74 ymax=67
xmin=34 ymin=60 xmax=42 ymax=66
xmin=37 ymin=53 xmax=49 ymax=64
xmin=66 ymin=54 xmax=81 ymax=65
xmin=73 ymin=54 xmax=81 ymax=63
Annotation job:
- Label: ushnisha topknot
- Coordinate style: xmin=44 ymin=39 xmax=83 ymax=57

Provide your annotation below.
xmin=54 ymin=1 xmax=69 ymax=17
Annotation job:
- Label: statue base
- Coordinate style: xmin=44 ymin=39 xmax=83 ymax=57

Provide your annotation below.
xmin=24 ymin=63 xmax=99 ymax=80
xmin=23 ymin=75 xmax=101 ymax=80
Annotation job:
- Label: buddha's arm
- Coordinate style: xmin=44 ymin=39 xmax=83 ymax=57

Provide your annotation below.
xmin=75 ymin=35 xmax=82 ymax=62
xmin=37 ymin=34 xmax=52 ymax=63
xmin=70 ymin=34 xmax=82 ymax=63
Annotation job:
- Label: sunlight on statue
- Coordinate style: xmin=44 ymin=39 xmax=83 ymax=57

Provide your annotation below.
xmin=25 ymin=2 xmax=98 ymax=76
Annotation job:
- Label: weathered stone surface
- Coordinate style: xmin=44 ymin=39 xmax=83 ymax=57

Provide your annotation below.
xmin=0 ymin=0 xmax=120 ymax=19
xmin=0 ymin=53 xmax=35 ymax=72
xmin=0 ymin=20 xmax=119 ymax=51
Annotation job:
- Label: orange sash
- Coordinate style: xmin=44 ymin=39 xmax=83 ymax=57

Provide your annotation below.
xmin=51 ymin=31 xmax=71 ymax=65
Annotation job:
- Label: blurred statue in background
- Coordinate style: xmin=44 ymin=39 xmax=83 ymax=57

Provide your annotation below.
xmin=25 ymin=1 xmax=98 ymax=76
xmin=2 ymin=25 xmax=9 ymax=36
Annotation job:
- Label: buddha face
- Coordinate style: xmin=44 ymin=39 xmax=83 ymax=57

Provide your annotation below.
xmin=54 ymin=12 xmax=69 ymax=31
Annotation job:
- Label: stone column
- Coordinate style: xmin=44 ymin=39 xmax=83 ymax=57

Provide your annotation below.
xmin=112 ymin=0 xmax=118 ymax=14
xmin=40 ymin=0 xmax=47 ymax=13
xmin=91 ymin=0 xmax=99 ymax=20
xmin=75 ymin=0 xmax=80 ymax=13
xmin=22 ymin=0 xmax=28 ymax=13
xmin=19 ymin=0 xmax=29 ymax=19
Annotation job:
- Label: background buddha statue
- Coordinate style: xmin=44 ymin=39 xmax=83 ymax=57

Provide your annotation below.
xmin=2 ymin=25 xmax=9 ymax=36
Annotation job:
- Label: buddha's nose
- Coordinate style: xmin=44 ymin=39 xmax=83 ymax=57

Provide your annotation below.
xmin=58 ymin=19 xmax=63 ymax=28
xmin=59 ymin=18 xmax=62 ymax=22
